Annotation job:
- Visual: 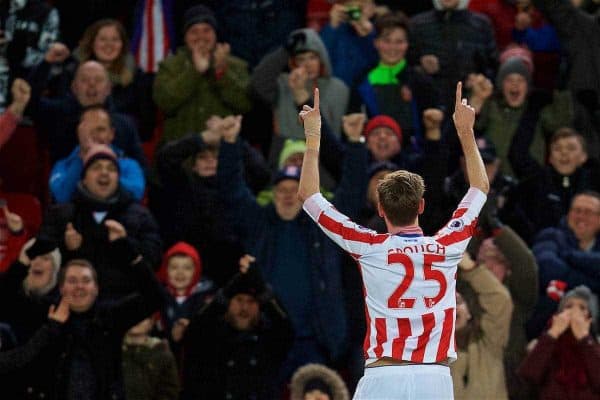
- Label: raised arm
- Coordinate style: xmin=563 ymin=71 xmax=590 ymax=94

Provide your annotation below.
xmin=453 ymin=82 xmax=490 ymax=194
xmin=297 ymin=88 xmax=322 ymax=201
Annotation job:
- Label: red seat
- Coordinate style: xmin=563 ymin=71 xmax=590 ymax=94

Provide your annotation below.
xmin=0 ymin=124 xmax=50 ymax=203
xmin=0 ymin=192 xmax=42 ymax=236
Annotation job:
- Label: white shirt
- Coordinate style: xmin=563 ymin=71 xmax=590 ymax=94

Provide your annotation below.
xmin=303 ymin=188 xmax=486 ymax=364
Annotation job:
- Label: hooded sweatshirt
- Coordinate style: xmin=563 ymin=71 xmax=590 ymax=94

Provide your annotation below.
xmin=156 ymin=242 xmax=212 ymax=341
xmin=276 ymin=28 xmax=349 ymax=139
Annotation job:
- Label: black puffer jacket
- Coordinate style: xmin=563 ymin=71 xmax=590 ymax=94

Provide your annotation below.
xmin=11 ymin=257 xmax=162 ymax=400
xmin=39 ymin=185 xmax=162 ymax=298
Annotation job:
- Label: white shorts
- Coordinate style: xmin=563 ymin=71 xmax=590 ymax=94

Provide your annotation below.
xmin=353 ymin=364 xmax=454 ymax=400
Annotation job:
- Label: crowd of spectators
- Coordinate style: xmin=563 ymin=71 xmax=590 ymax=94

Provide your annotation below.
xmin=0 ymin=0 xmax=600 ymax=399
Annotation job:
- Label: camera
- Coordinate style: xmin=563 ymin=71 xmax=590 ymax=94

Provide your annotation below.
xmin=346 ymin=5 xmax=362 ymax=21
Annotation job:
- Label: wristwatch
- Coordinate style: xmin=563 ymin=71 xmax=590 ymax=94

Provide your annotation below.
xmin=348 ymin=136 xmax=366 ymax=144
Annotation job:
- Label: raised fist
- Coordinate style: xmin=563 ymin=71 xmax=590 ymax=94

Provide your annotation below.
xmin=3 ymin=205 xmax=23 ymax=233
xmin=105 ymin=219 xmax=127 ymax=242
xmin=64 ymin=222 xmax=83 ymax=251
xmin=9 ymin=79 xmax=31 ymax=115
xmin=467 ymin=74 xmax=494 ymax=102
xmin=45 ymin=42 xmax=70 ymax=64
xmin=221 ymin=115 xmax=243 ymax=143
xmin=213 ymin=43 xmax=230 ymax=72
xmin=422 ymin=108 xmax=444 ymax=130
xmin=342 ymin=113 xmax=367 ymax=142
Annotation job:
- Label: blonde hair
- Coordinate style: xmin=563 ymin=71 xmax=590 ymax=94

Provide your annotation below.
xmin=78 ymin=19 xmax=133 ymax=86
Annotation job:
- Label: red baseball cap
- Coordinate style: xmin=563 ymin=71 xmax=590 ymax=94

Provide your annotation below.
xmin=363 ymin=115 xmax=403 ymax=143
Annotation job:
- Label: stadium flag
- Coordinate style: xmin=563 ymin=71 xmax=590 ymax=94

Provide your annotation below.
xmin=131 ymin=0 xmax=175 ymax=73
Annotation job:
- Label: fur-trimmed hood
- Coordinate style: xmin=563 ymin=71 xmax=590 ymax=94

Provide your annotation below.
xmin=432 ymin=0 xmax=470 ymax=10
xmin=290 ymin=364 xmax=349 ymax=400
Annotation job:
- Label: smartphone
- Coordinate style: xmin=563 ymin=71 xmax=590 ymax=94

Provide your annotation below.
xmin=0 ymin=199 xmax=6 ymax=208
xmin=346 ymin=5 xmax=362 ymax=21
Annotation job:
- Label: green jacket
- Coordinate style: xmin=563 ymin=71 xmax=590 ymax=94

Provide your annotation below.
xmin=153 ymin=47 xmax=252 ymax=143
xmin=476 ymin=91 xmax=573 ymax=177
xmin=122 ymin=337 xmax=180 ymax=400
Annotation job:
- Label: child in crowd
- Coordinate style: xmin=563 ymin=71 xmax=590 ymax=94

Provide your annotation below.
xmin=156 ymin=242 xmax=213 ymax=357
xmin=290 ymin=363 xmax=350 ymax=400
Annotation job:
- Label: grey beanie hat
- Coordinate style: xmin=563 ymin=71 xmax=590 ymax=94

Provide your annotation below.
xmin=496 ymin=56 xmax=531 ymax=87
xmin=559 ymin=285 xmax=599 ymax=323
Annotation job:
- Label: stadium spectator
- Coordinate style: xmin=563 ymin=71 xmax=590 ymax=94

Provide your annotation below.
xmin=153 ymin=4 xmax=251 ymax=144
xmin=49 ymin=105 xmax=145 ymax=203
xmin=0 ymin=236 xmax=61 ymax=343
xmin=216 ymin=112 xmax=367 ymax=379
xmin=451 ymin=252 xmax=513 ymax=400
xmin=290 ymin=363 xmax=350 ymax=400
xmin=0 ymin=0 xmax=58 ymax=108
xmin=39 ymin=144 xmax=161 ymax=299
xmin=0 ymin=78 xmax=30 ymax=149
xmin=527 ymin=191 xmax=600 ymax=337
xmin=442 ymin=135 xmax=516 ymax=236
xmin=349 ymin=12 xmax=443 ymax=152
xmin=252 ymin=28 xmax=349 ymax=139
xmin=7 ymin=256 xmax=162 ymax=399
xmin=319 ymin=0 xmax=378 ymax=87
xmin=0 ymin=297 xmax=68 ymax=374
xmin=44 ymin=19 xmax=156 ymax=140
xmin=181 ymin=262 xmax=293 ymax=399
xmin=532 ymin=0 xmax=600 ymax=158
xmin=474 ymin=230 xmax=539 ymax=400
xmin=28 ymin=56 xmax=147 ymax=166
xmin=155 ymin=242 xmax=213 ymax=357
xmin=506 ymin=128 xmax=600 ymax=243
xmin=189 ymin=0 xmax=306 ymax=69
xmin=463 ymin=54 xmax=572 ymax=177
xmin=410 ymin=0 xmax=498 ymax=109
xmin=518 ymin=285 xmax=600 ymax=400
xmin=122 ymin=317 xmax=180 ymax=400
xmin=152 ymin=116 xmax=270 ymax=283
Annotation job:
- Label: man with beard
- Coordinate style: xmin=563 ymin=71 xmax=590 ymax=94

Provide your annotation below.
xmin=181 ymin=261 xmax=293 ymax=399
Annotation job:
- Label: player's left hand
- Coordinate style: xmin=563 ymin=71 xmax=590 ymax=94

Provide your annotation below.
xmin=299 ymin=87 xmax=321 ymax=139
xmin=453 ymin=82 xmax=476 ymax=136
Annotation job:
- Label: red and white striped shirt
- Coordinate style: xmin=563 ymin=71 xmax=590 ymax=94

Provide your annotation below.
xmin=303 ymin=188 xmax=486 ymax=364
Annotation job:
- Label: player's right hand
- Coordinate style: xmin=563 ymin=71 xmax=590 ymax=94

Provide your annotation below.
xmin=299 ymin=87 xmax=321 ymax=138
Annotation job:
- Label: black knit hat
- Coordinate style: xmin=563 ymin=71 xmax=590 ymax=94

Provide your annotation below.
xmin=223 ymin=267 xmax=266 ymax=299
xmin=25 ymin=236 xmax=58 ymax=260
xmin=182 ymin=5 xmax=217 ymax=35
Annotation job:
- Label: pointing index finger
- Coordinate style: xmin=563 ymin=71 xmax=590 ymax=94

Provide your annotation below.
xmin=455 ymin=81 xmax=462 ymax=108
xmin=314 ymin=87 xmax=319 ymax=111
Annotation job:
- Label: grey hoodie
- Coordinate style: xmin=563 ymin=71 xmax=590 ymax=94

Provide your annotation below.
xmin=432 ymin=0 xmax=470 ymax=10
xmin=276 ymin=28 xmax=349 ymax=139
